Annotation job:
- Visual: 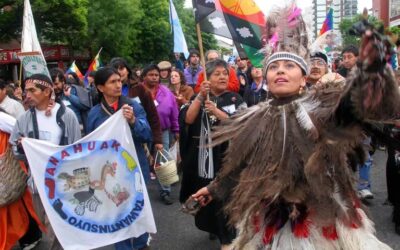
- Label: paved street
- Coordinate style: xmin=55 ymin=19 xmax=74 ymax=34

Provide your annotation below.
xmin=30 ymin=150 xmax=400 ymax=249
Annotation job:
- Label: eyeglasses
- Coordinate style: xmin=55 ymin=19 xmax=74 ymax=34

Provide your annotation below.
xmin=310 ymin=59 xmax=326 ymax=67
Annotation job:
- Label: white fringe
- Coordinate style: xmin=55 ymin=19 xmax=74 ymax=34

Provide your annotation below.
xmin=232 ymin=208 xmax=392 ymax=250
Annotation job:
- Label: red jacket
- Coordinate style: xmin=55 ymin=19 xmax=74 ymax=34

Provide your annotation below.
xmin=194 ymin=67 xmax=239 ymax=93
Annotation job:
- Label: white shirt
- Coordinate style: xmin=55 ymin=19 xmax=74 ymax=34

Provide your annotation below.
xmin=0 ymin=112 xmax=16 ymax=134
xmin=0 ymin=95 xmax=25 ymax=118
xmin=35 ymin=103 xmax=62 ymax=144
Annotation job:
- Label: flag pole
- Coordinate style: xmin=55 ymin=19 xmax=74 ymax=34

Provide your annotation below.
xmin=19 ymin=62 xmax=23 ymax=86
xmin=196 ymin=23 xmax=207 ymax=81
xmin=97 ymin=47 xmax=103 ymax=57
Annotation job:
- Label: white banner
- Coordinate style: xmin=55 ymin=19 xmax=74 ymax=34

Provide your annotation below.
xmin=21 ymin=110 xmax=156 ymax=250
xmin=18 ymin=52 xmax=50 ymax=78
xmin=21 ymin=0 xmax=43 ymax=55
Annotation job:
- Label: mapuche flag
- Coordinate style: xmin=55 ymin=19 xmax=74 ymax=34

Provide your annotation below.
xmin=193 ymin=0 xmax=266 ymax=67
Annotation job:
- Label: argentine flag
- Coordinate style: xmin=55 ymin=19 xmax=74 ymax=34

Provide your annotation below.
xmin=169 ymin=0 xmax=189 ymax=59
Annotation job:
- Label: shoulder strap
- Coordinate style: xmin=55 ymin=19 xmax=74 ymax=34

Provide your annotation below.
xmin=29 ymin=108 xmax=39 ymax=139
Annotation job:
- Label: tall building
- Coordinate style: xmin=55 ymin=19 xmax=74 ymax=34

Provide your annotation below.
xmin=372 ymin=0 xmax=389 ymax=27
xmin=312 ymin=0 xmax=358 ymax=36
xmin=389 ymin=0 xmax=400 ymax=27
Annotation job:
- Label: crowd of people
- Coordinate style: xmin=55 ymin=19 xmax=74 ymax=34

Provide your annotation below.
xmin=1 ymin=5 xmax=400 ymax=250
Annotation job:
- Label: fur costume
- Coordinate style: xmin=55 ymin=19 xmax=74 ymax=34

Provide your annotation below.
xmin=206 ymin=4 xmax=399 ymax=250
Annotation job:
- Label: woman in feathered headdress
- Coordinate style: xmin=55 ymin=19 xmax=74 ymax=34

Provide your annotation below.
xmin=190 ymin=3 xmax=399 ymax=250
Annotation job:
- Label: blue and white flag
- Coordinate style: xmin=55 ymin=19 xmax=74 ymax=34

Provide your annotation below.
xmin=169 ymin=0 xmax=189 ymax=59
xmin=21 ymin=110 xmax=156 ymax=250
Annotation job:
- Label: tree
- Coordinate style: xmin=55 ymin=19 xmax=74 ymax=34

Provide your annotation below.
xmin=339 ymin=14 xmax=383 ymax=48
xmin=0 ymin=0 xmax=88 ymax=49
xmin=132 ymin=0 xmax=172 ymax=64
xmin=87 ymin=0 xmax=142 ymax=64
xmin=0 ymin=0 xmax=23 ymax=41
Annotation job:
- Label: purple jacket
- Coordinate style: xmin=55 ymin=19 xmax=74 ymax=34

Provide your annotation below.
xmin=155 ymin=85 xmax=179 ymax=133
xmin=184 ymin=65 xmax=203 ymax=87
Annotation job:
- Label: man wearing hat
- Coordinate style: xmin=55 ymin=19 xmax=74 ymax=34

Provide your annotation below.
xmin=306 ymin=51 xmax=329 ymax=88
xmin=10 ymin=73 xmax=81 ymax=250
xmin=158 ymin=60 xmax=172 ymax=87
xmin=184 ymin=49 xmax=203 ymax=88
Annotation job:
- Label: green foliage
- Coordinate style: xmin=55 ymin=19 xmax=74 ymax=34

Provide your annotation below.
xmin=0 ymin=0 xmax=218 ymax=65
xmin=132 ymin=0 xmax=171 ymax=64
xmin=33 ymin=0 xmax=88 ymax=48
xmin=388 ymin=26 xmax=400 ymax=36
xmin=87 ymin=0 xmax=142 ymax=64
xmin=339 ymin=14 xmax=384 ymax=48
xmin=0 ymin=0 xmax=23 ymax=41
xmin=0 ymin=0 xmax=88 ymax=48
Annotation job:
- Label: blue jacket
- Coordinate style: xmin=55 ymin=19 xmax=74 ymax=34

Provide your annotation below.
xmin=86 ymin=97 xmax=152 ymax=183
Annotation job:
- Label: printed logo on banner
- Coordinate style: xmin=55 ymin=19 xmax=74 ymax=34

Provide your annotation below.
xmin=44 ymin=139 xmax=145 ymax=234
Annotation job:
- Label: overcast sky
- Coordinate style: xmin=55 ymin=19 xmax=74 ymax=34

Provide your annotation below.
xmin=184 ymin=0 xmax=372 ymax=14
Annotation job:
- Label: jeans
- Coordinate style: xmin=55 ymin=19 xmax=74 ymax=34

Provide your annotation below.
xmin=358 ymin=154 xmax=372 ymax=191
xmin=114 ymin=233 xmax=149 ymax=250
xmin=158 ymin=130 xmax=171 ymax=196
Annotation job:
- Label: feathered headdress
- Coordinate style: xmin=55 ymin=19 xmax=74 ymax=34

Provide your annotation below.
xmin=264 ymin=3 xmax=310 ymax=74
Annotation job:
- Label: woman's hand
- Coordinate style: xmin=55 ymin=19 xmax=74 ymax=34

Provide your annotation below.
xmin=122 ymin=104 xmax=136 ymax=124
xmin=155 ymin=143 xmax=164 ymax=151
xmin=176 ymin=94 xmax=188 ymax=105
xmin=199 ymin=81 xmax=210 ymax=98
xmin=64 ymin=85 xmax=71 ymax=97
xmin=204 ymin=100 xmax=217 ymax=115
xmin=192 ymin=187 xmax=213 ymax=207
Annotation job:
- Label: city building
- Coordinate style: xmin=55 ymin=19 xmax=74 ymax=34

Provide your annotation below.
xmin=0 ymin=39 xmax=90 ymax=82
xmin=389 ymin=0 xmax=400 ymax=27
xmin=372 ymin=0 xmax=389 ymax=26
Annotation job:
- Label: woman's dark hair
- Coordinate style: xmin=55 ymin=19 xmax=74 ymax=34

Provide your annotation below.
xmin=205 ymin=59 xmax=229 ymax=79
xmin=50 ymin=68 xmax=65 ymax=83
xmin=66 ymin=72 xmax=81 ymax=86
xmin=171 ymin=69 xmax=187 ymax=85
xmin=140 ymin=64 xmax=160 ymax=80
xmin=109 ymin=57 xmax=132 ymax=79
xmin=94 ymin=67 xmax=119 ymax=86
xmin=0 ymin=79 xmax=6 ymax=90
xmin=94 ymin=67 xmax=120 ymax=101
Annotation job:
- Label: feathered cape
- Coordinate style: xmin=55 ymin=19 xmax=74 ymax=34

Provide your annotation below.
xmin=207 ymin=68 xmax=399 ymax=249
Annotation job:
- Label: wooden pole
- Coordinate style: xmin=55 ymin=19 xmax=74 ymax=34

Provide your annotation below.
xmin=196 ymin=23 xmax=207 ymax=81
xmin=18 ymin=62 xmax=23 ymax=86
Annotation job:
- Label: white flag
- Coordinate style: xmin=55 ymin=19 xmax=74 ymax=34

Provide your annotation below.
xmin=21 ymin=110 xmax=157 ymax=250
xmin=21 ymin=0 xmax=43 ymax=55
xmin=169 ymin=0 xmax=189 ymax=59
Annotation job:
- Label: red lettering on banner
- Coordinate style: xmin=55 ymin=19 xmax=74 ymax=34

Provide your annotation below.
xmin=88 ymin=141 xmax=96 ymax=151
xmin=111 ymin=140 xmax=120 ymax=152
xmin=46 ymin=168 xmax=56 ymax=176
xmin=100 ymin=141 xmax=108 ymax=150
xmin=74 ymin=144 xmax=82 ymax=153
xmin=45 ymin=178 xmax=55 ymax=199
xmin=61 ymin=150 xmax=70 ymax=159
xmin=49 ymin=156 xmax=59 ymax=167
